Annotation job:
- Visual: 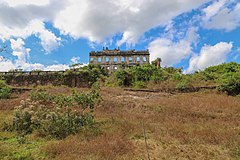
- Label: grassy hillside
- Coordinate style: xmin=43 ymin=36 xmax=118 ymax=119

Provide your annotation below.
xmin=0 ymin=62 xmax=240 ymax=159
xmin=0 ymin=86 xmax=240 ymax=159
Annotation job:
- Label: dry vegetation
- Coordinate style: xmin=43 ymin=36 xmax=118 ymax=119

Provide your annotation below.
xmin=0 ymin=86 xmax=240 ymax=159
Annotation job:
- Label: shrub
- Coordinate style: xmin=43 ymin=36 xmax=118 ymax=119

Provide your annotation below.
xmin=5 ymin=84 xmax=102 ymax=139
xmin=176 ymin=80 xmax=189 ymax=91
xmin=133 ymin=81 xmax=146 ymax=89
xmin=0 ymin=80 xmax=11 ymax=99
xmin=29 ymin=89 xmax=54 ymax=103
xmin=111 ymin=64 xmax=185 ymax=88
xmin=150 ymin=69 xmax=166 ymax=83
xmin=218 ymin=72 xmax=240 ymax=96
xmin=113 ymin=69 xmax=133 ymax=87
xmin=65 ymin=64 xmax=108 ymax=87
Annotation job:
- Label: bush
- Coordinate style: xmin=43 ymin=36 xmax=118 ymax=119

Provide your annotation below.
xmin=29 ymin=89 xmax=55 ymax=103
xmin=114 ymin=69 xmax=133 ymax=87
xmin=176 ymin=80 xmax=189 ymax=91
xmin=133 ymin=81 xmax=146 ymax=89
xmin=5 ymin=84 xmax=102 ymax=139
xmin=111 ymin=64 xmax=185 ymax=88
xmin=150 ymin=69 xmax=166 ymax=83
xmin=218 ymin=72 xmax=240 ymax=96
xmin=0 ymin=80 xmax=11 ymax=99
xmin=65 ymin=64 xmax=108 ymax=87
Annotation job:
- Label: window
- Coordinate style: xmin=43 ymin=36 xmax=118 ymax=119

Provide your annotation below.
xmin=90 ymin=57 xmax=94 ymax=61
xmin=98 ymin=57 xmax=102 ymax=62
xmin=121 ymin=57 xmax=125 ymax=62
xmin=136 ymin=57 xmax=140 ymax=62
xmin=106 ymin=57 xmax=109 ymax=62
xmin=143 ymin=57 xmax=147 ymax=62
xmin=114 ymin=57 xmax=117 ymax=63
xmin=129 ymin=57 xmax=133 ymax=62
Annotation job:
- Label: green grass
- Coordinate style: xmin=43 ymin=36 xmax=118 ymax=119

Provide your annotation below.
xmin=0 ymin=132 xmax=51 ymax=160
xmin=0 ymin=111 xmax=50 ymax=160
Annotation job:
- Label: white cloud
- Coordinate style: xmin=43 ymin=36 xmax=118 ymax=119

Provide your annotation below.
xmin=0 ymin=0 xmax=210 ymax=47
xmin=71 ymin=56 xmax=80 ymax=64
xmin=149 ymin=38 xmax=192 ymax=66
xmin=148 ymin=27 xmax=199 ymax=66
xmin=202 ymin=1 xmax=240 ymax=31
xmin=0 ymin=38 xmax=69 ymax=72
xmin=202 ymin=0 xmax=228 ymax=21
xmin=0 ymin=0 xmax=64 ymax=52
xmin=5 ymin=0 xmax=50 ymax=7
xmin=186 ymin=42 xmax=233 ymax=73
xmin=0 ymin=59 xmax=15 ymax=72
xmin=34 ymin=21 xmax=61 ymax=53
xmin=0 ymin=20 xmax=61 ymax=53
xmin=10 ymin=38 xmax=31 ymax=67
xmin=44 ymin=64 xmax=69 ymax=71
xmin=0 ymin=60 xmax=69 ymax=71
xmin=53 ymin=0 xmax=210 ymax=44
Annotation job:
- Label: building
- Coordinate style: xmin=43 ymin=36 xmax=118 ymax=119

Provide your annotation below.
xmin=89 ymin=47 xmax=150 ymax=73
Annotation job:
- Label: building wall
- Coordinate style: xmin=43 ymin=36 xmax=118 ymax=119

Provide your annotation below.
xmin=89 ymin=49 xmax=150 ymax=73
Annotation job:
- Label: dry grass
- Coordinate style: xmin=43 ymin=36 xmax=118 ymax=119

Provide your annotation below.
xmin=0 ymin=86 xmax=240 ymax=159
xmin=96 ymin=87 xmax=240 ymax=159
xmin=44 ymin=133 xmax=134 ymax=160
xmin=0 ymin=92 xmax=28 ymax=110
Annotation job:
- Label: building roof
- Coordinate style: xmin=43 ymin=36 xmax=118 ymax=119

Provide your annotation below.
xmin=90 ymin=48 xmax=150 ymax=56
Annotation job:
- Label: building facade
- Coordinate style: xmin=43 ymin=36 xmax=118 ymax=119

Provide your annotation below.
xmin=89 ymin=47 xmax=150 ymax=73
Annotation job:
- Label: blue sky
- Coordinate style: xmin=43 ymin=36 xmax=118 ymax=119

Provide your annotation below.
xmin=0 ymin=0 xmax=239 ymax=72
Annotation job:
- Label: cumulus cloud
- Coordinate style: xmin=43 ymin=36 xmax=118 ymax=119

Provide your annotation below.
xmin=149 ymin=38 xmax=192 ymax=66
xmin=149 ymin=27 xmax=199 ymax=66
xmin=10 ymin=38 xmax=31 ymax=67
xmin=0 ymin=0 xmax=64 ymax=52
xmin=53 ymin=0 xmax=210 ymax=44
xmin=0 ymin=20 xmax=61 ymax=53
xmin=202 ymin=0 xmax=228 ymax=21
xmin=35 ymin=22 xmax=61 ymax=53
xmin=202 ymin=1 xmax=240 ymax=31
xmin=0 ymin=0 xmax=66 ymax=29
xmin=0 ymin=59 xmax=15 ymax=72
xmin=0 ymin=0 xmax=211 ymax=47
xmin=0 ymin=38 xmax=69 ymax=71
xmin=44 ymin=64 xmax=69 ymax=71
xmin=186 ymin=42 xmax=233 ymax=73
xmin=0 ymin=58 xmax=70 ymax=72
xmin=0 ymin=0 xmax=210 ymax=55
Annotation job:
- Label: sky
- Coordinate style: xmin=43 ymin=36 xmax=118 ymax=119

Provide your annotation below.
xmin=0 ymin=0 xmax=239 ymax=73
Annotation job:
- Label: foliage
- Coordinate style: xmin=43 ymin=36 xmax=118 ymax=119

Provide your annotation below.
xmin=176 ymin=80 xmax=190 ymax=91
xmin=65 ymin=64 xmax=108 ymax=86
xmin=29 ymin=89 xmax=55 ymax=103
xmin=113 ymin=69 xmax=133 ymax=87
xmin=0 ymin=80 xmax=11 ymax=99
xmin=108 ymin=62 xmax=240 ymax=95
xmin=192 ymin=62 xmax=240 ymax=95
xmin=5 ymin=84 xmax=102 ymax=139
xmin=133 ymin=81 xmax=146 ymax=89
xmin=110 ymin=64 xmax=184 ymax=88
xmin=217 ymin=71 xmax=240 ymax=95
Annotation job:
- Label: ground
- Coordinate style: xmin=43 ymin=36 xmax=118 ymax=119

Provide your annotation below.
xmin=0 ymin=86 xmax=240 ymax=160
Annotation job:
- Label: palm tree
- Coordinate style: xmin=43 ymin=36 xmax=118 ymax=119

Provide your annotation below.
xmin=151 ymin=58 xmax=162 ymax=69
